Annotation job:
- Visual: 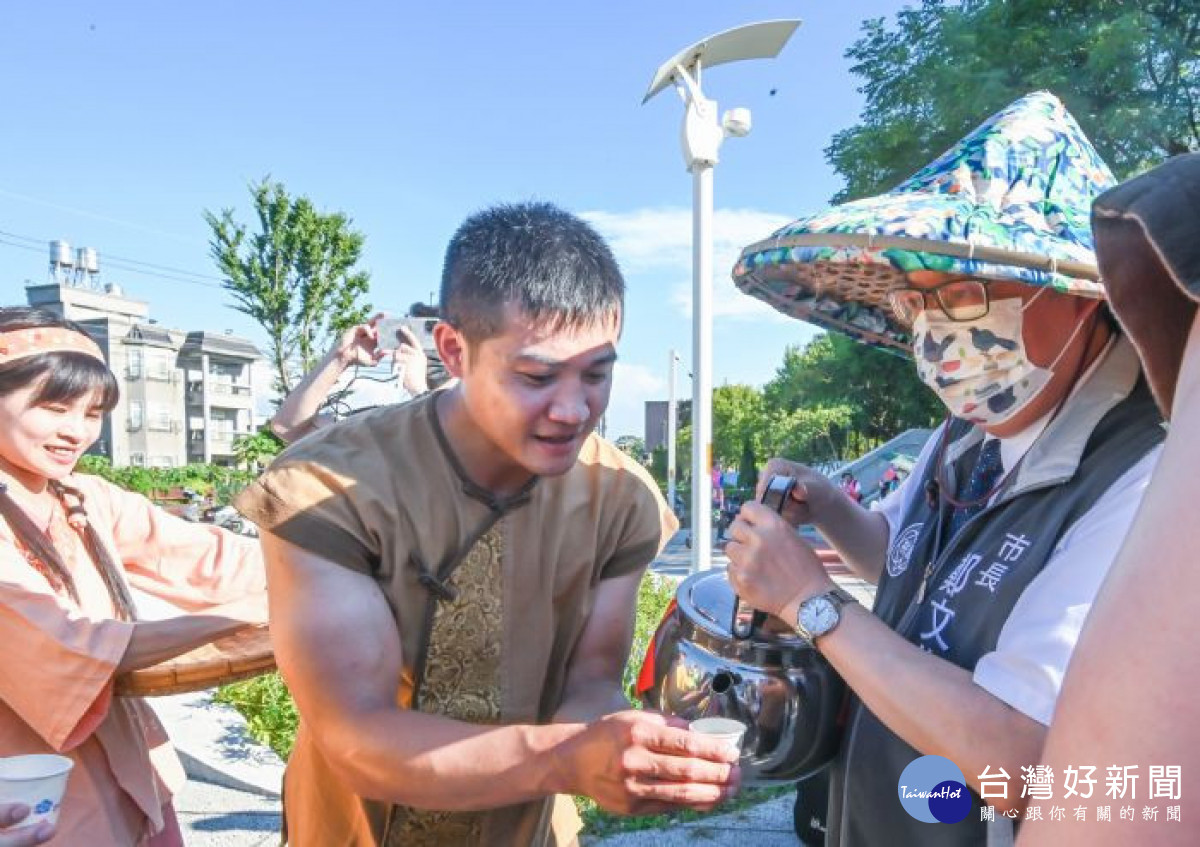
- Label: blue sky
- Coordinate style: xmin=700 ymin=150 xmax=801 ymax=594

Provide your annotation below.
xmin=1 ymin=1 xmax=910 ymax=439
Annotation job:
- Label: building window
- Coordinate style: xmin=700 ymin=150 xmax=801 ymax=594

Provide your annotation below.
xmin=126 ymin=348 xmax=143 ymax=380
xmin=127 ymin=401 xmax=143 ymax=431
xmin=150 ymin=455 xmax=174 ymax=469
xmin=148 ymin=403 xmax=173 ymax=432
xmin=130 ymin=453 xmax=146 ymax=467
xmin=146 ymin=351 xmax=172 ymax=381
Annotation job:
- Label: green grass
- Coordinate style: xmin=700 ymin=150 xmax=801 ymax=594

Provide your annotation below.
xmin=216 ymin=572 xmax=786 ymax=835
xmin=214 ymin=671 xmax=297 ymax=760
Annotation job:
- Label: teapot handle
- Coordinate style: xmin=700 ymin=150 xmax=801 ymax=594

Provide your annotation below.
xmin=730 ymin=475 xmax=796 ymax=639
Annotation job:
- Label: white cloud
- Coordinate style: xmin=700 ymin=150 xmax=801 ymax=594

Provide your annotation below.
xmin=584 ymin=206 xmax=792 ymax=321
xmin=603 ymin=360 xmax=666 ymax=441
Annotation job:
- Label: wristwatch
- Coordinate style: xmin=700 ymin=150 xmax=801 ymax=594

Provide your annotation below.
xmin=795 ymin=588 xmax=858 ymax=643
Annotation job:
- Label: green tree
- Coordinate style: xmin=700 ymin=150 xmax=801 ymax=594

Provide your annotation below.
xmin=712 ymin=384 xmax=767 ymax=467
xmin=649 ymin=446 xmax=669 ymax=488
xmin=763 ymin=334 xmax=942 ymax=460
xmin=614 ymin=435 xmax=647 ymax=463
xmin=232 ymin=428 xmax=285 ymax=471
xmin=206 ymin=178 xmax=372 ymax=396
xmin=830 ymin=1 xmax=1200 ymax=201
xmin=737 ymin=438 xmax=759 ymax=495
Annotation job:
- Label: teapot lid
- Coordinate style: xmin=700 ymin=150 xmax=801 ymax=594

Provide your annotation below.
xmin=678 ymin=569 xmax=810 ymax=647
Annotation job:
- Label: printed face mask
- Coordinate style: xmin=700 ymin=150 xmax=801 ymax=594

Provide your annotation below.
xmin=911 ymin=294 xmax=1049 ymax=426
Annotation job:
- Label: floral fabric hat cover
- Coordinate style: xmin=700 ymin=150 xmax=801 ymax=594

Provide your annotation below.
xmin=733 ymin=91 xmax=1116 ymax=355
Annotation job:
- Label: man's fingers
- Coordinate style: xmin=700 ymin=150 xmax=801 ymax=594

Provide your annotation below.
xmin=626 ymin=778 xmax=731 ymax=808
xmin=635 ymin=751 xmax=735 ymax=785
xmin=1 ymin=803 xmax=30 ymax=826
xmin=734 ymin=502 xmax=779 ymax=527
xmin=397 ymin=326 xmax=420 ymax=345
xmin=635 ymin=723 xmax=739 ymax=763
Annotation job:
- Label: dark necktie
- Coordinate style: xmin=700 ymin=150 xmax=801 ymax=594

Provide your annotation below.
xmin=949 ymin=438 xmax=1003 ymax=537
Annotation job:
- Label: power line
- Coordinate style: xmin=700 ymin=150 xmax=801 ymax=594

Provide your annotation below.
xmin=0 ymin=228 xmax=225 ymax=284
xmin=0 ymin=187 xmax=201 ymax=245
xmin=0 ymin=229 xmax=228 ymax=290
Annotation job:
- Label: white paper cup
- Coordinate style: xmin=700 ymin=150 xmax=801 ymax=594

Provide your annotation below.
xmin=0 ymin=754 xmax=74 ymax=828
xmin=689 ymin=717 xmax=747 ymax=756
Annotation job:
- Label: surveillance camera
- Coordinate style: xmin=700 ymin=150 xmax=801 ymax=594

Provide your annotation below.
xmin=722 ymin=107 xmax=752 ymax=138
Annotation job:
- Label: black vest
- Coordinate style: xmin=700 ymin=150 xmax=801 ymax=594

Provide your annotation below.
xmin=828 ymin=379 xmax=1164 ymax=847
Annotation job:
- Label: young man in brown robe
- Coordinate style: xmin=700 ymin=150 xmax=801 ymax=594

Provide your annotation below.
xmin=237 ymin=201 xmax=739 ymax=846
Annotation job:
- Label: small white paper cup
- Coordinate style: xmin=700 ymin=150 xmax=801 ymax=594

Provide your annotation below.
xmin=0 ymin=754 xmax=74 ymax=828
xmin=689 ymin=717 xmax=747 ymax=756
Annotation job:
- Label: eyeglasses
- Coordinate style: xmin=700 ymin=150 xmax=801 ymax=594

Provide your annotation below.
xmin=888 ymin=278 xmax=990 ymax=325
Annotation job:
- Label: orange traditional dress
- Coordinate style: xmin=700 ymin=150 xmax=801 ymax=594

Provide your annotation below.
xmin=0 ymin=473 xmax=267 ymax=845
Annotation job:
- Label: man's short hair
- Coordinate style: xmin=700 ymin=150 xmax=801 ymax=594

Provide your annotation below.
xmin=408 ymin=301 xmax=440 ymax=319
xmin=439 ymin=201 xmax=624 ymax=341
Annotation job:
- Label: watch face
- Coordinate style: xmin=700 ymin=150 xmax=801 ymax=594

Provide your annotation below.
xmin=799 ymin=596 xmax=839 ymax=637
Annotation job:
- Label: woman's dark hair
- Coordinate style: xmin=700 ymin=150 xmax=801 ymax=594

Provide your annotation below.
xmin=0 ymin=307 xmax=119 ymax=413
xmin=0 ymin=307 xmax=135 ymax=620
xmin=439 ymin=201 xmax=624 ymax=342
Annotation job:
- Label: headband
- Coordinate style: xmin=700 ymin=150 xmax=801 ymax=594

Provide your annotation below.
xmin=0 ymin=327 xmax=105 ymax=366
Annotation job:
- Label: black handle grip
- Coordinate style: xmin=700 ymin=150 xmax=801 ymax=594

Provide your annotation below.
xmin=730 ymin=475 xmax=796 ymax=639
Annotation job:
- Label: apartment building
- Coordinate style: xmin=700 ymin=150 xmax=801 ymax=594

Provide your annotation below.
xmin=25 ymin=281 xmax=262 ymax=468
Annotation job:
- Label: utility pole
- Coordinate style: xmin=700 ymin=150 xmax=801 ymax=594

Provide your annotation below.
xmin=667 ymin=349 xmax=678 ymax=511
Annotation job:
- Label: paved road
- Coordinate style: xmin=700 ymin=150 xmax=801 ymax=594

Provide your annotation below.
xmin=176 ymin=778 xmax=280 ymax=847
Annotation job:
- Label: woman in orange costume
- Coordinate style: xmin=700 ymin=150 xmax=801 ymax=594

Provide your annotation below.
xmin=0 ymin=307 xmax=267 ymax=845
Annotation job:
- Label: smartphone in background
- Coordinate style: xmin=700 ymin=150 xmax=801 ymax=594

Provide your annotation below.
xmin=402 ymin=316 xmax=439 ymax=350
xmin=375 ymin=316 xmax=407 ymax=351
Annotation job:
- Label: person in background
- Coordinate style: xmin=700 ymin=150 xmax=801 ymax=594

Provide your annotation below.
xmin=236 ymin=202 xmax=738 ymax=846
xmin=879 ymin=464 xmax=900 ymax=498
xmin=269 ymin=310 xmax=450 ymax=445
xmin=1021 ymin=154 xmax=1200 ymax=844
xmin=0 ymin=307 xmax=268 ymax=845
xmin=838 ymin=472 xmax=862 ymax=503
xmin=711 ymin=460 xmax=725 ymax=513
xmin=0 ymin=804 xmax=53 ymax=847
xmin=724 ymin=93 xmax=1164 ymax=845
xmin=716 ymin=492 xmax=742 ymax=542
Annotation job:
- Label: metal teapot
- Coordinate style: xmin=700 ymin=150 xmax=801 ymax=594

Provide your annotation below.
xmin=640 ymin=477 xmax=846 ymax=786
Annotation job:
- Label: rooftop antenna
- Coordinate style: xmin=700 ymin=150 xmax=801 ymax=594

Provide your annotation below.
xmin=642 ymin=19 xmax=800 ymax=573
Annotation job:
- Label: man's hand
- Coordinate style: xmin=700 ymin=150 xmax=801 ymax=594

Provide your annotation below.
xmin=392 ymin=325 xmax=430 ymax=395
xmin=725 ymin=502 xmax=834 ymax=620
xmin=553 ymin=710 xmax=740 ymax=816
xmin=757 ymin=459 xmax=842 ymax=529
xmin=0 ymin=804 xmax=54 ymax=847
xmin=334 ymin=315 xmax=387 ymax=369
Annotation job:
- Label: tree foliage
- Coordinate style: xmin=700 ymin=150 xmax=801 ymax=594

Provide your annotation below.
xmin=829 ymin=0 xmax=1200 ymax=201
xmin=712 ymin=384 xmax=767 ymax=466
xmin=76 ymin=455 xmax=255 ymax=506
xmin=762 ymin=334 xmax=943 ymax=461
xmin=675 ymin=335 xmax=942 ymax=475
xmin=614 ymin=435 xmax=647 ymax=463
xmin=232 ymin=428 xmax=285 ymax=472
xmin=206 ymin=178 xmax=372 ymax=396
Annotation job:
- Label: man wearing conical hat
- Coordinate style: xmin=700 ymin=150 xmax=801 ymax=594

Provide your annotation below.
xmin=723 ymin=92 xmax=1166 ymax=846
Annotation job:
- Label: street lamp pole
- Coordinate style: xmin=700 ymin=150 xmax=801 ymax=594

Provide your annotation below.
xmin=667 ymin=349 xmax=679 ymax=511
xmin=685 ymin=86 xmax=718 ymax=572
xmin=643 ymin=19 xmax=800 ymax=572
